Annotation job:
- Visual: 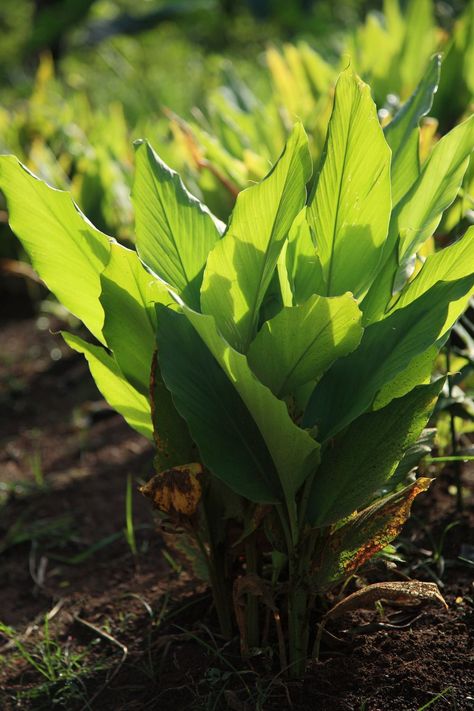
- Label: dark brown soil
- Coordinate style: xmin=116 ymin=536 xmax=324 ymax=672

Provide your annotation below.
xmin=1 ymin=314 xmax=473 ymax=710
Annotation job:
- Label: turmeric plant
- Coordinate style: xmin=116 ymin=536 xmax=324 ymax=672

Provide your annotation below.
xmin=1 ymin=67 xmax=473 ymax=677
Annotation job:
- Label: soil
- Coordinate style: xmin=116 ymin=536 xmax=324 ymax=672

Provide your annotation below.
xmin=0 ymin=311 xmax=473 ymax=710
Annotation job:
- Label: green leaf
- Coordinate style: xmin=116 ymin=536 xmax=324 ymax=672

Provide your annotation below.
xmin=360 ymin=244 xmax=399 ymax=325
xmin=132 ymin=140 xmax=223 ymax=310
xmin=315 ymin=478 xmax=431 ymax=589
xmin=283 ymin=208 xmax=325 ymax=304
xmin=384 ymin=54 xmax=441 ymax=206
xmin=391 ymin=226 xmax=474 ymax=333
xmin=201 ymin=123 xmax=312 ymax=352
xmin=100 ymin=242 xmax=171 ymax=395
xmin=361 ymin=116 xmax=474 ymax=325
xmin=0 ymin=156 xmax=111 ymax=343
xmin=372 ymin=346 xmax=438 ymax=411
xmin=307 ymin=69 xmax=391 ymax=299
xmin=156 ymin=305 xmax=281 ymax=503
xmin=247 ymin=293 xmax=363 ymax=398
xmin=388 ymin=428 xmax=435 ymax=491
xmin=179 ymin=303 xmax=321 ymax=505
xmin=306 ymin=380 xmax=442 ymax=526
xmin=303 ymin=277 xmax=474 ymax=440
xmin=63 ymin=333 xmax=152 ymax=440
xmin=397 ymin=115 xmax=474 ymax=263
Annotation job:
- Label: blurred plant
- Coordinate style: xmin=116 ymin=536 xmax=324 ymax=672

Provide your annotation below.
xmin=170 ymin=1 xmax=474 ymax=217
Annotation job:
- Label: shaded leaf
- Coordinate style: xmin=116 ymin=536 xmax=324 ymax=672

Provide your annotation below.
xmin=181 ymin=303 xmax=321 ymax=505
xmin=306 ymin=381 xmax=442 ymax=526
xmin=156 ymin=305 xmax=281 ymax=503
xmin=150 ymin=351 xmax=195 ymax=472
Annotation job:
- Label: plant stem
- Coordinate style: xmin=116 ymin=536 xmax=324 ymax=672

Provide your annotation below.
xmin=245 ymin=532 xmax=260 ymax=649
xmin=287 ymin=580 xmax=308 ymax=677
xmin=192 ymin=517 xmax=233 ymax=639
xmin=208 ymin=544 xmax=234 ymax=639
xmin=446 ymin=346 xmax=463 ymax=511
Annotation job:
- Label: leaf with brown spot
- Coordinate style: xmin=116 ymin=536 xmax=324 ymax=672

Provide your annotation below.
xmin=314 ymin=478 xmax=432 ymax=590
xmin=140 ymin=463 xmax=203 ymax=516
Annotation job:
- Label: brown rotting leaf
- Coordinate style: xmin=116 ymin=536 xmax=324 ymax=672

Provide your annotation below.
xmin=139 ymin=463 xmax=203 ymax=516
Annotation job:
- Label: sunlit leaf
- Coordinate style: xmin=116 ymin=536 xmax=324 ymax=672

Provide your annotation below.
xmin=132 ymin=140 xmax=224 ymax=309
xmin=63 ymin=333 xmax=152 ymax=439
xmin=201 ymin=123 xmax=311 ymax=352
xmin=384 ymin=54 xmax=441 ymax=206
xmin=0 ymin=156 xmax=111 ymax=343
xmin=247 ymin=292 xmax=362 ymax=398
xmin=304 ymin=278 xmax=474 ymax=440
xmin=307 ymin=69 xmax=391 ymax=299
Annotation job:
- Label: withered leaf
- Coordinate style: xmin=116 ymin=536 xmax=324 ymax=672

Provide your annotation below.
xmin=324 ymin=580 xmax=447 ymax=623
xmin=314 ymin=580 xmax=447 ymax=659
xmin=140 ymin=463 xmax=203 ymax=516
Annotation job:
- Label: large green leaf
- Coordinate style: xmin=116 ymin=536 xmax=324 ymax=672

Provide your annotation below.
xmin=384 ymin=54 xmax=441 ymax=207
xmin=100 ymin=242 xmax=171 ymax=395
xmin=156 ymin=305 xmax=281 ymax=503
xmin=397 ymin=115 xmax=474 ymax=263
xmin=200 ymin=123 xmax=311 ymax=352
xmin=63 ymin=333 xmax=153 ymax=440
xmin=306 ymin=69 xmax=391 ymax=299
xmin=247 ymin=293 xmax=363 ymax=398
xmin=0 ymin=156 xmax=111 ymax=343
xmin=132 ymin=140 xmax=224 ymax=310
xmin=303 ymin=277 xmax=474 ymax=440
xmin=306 ymin=380 xmax=442 ymax=526
xmin=178 ymin=303 xmax=321 ymax=505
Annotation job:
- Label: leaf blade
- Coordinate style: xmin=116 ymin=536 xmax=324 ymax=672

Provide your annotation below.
xmin=307 ymin=69 xmax=391 ymax=298
xmin=63 ymin=333 xmax=153 ymax=440
xmin=0 ymin=156 xmax=111 ymax=343
xmin=132 ymin=140 xmax=223 ymax=309
xmin=201 ymin=123 xmax=312 ymax=351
